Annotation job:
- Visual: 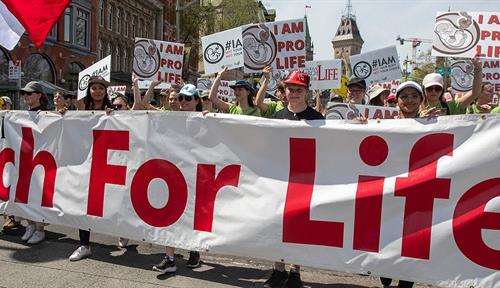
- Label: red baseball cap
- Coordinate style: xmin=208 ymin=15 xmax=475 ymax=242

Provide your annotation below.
xmin=284 ymin=71 xmax=310 ymax=87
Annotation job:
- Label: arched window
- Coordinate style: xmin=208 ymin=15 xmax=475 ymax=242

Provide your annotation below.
xmin=124 ymin=12 xmax=130 ymax=37
xmin=22 ymin=53 xmax=55 ymax=83
xmin=0 ymin=48 xmax=11 ymax=82
xmin=117 ymin=8 xmax=123 ymax=34
xmin=122 ymin=49 xmax=127 ymax=72
xmin=63 ymin=62 xmax=84 ymax=91
xmin=139 ymin=19 xmax=143 ymax=37
xmin=132 ymin=16 xmax=137 ymax=37
xmin=98 ymin=0 xmax=105 ymax=27
xmin=108 ymin=3 xmax=113 ymax=31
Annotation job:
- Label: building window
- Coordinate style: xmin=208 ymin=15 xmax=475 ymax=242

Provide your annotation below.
xmin=132 ymin=16 xmax=137 ymax=38
xmin=124 ymin=12 xmax=129 ymax=37
xmin=23 ymin=53 xmax=55 ymax=83
xmin=116 ymin=46 xmax=121 ymax=71
xmin=63 ymin=62 xmax=84 ymax=91
xmin=139 ymin=19 xmax=143 ymax=38
xmin=145 ymin=23 xmax=150 ymax=38
xmin=75 ymin=9 xmax=89 ymax=47
xmin=117 ymin=8 xmax=123 ymax=34
xmin=122 ymin=49 xmax=127 ymax=72
xmin=98 ymin=40 xmax=103 ymax=60
xmin=48 ymin=24 xmax=58 ymax=40
xmin=108 ymin=4 xmax=113 ymax=31
xmin=98 ymin=0 xmax=104 ymax=27
xmin=64 ymin=7 xmax=72 ymax=42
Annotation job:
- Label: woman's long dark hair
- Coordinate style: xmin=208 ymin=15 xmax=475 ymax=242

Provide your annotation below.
xmin=84 ymin=84 xmax=112 ymax=111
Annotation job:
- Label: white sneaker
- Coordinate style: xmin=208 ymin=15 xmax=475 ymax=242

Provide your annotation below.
xmin=21 ymin=224 xmax=36 ymax=241
xmin=27 ymin=230 xmax=45 ymax=244
xmin=69 ymin=245 xmax=92 ymax=261
xmin=118 ymin=237 xmax=129 ymax=248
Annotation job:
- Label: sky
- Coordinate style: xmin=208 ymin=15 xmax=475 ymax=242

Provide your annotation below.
xmin=262 ymin=0 xmax=497 ymax=67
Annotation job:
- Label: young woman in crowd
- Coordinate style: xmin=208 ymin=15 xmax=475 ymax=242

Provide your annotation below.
xmin=69 ymin=75 xmax=112 ymax=261
xmin=254 ymin=66 xmax=288 ymax=118
xmin=209 ymin=67 xmax=260 ymax=116
xmin=367 ymin=84 xmax=390 ymax=106
xmin=18 ymin=81 xmax=49 ymax=245
xmin=53 ymin=91 xmax=67 ymax=113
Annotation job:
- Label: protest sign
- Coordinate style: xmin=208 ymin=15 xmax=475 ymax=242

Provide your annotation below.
xmin=451 ymin=59 xmax=500 ymax=94
xmin=137 ymin=80 xmax=171 ymax=90
xmin=1 ymin=111 xmax=499 ymax=288
xmin=381 ymin=79 xmax=400 ymax=99
xmin=325 ymin=102 xmax=399 ymax=119
xmin=333 ymin=75 xmax=349 ymax=98
xmin=305 ymin=60 xmax=342 ymax=90
xmin=107 ymin=85 xmax=126 ymax=96
xmin=201 ymin=27 xmax=244 ymax=75
xmin=133 ymin=38 xmax=184 ymax=84
xmin=432 ymin=12 xmax=500 ymax=59
xmin=197 ymin=78 xmax=214 ymax=90
xmin=78 ymin=55 xmax=111 ymax=100
xmin=243 ymin=18 xmax=305 ymax=73
xmin=218 ymin=80 xmax=236 ymax=101
xmin=350 ymin=46 xmax=402 ymax=85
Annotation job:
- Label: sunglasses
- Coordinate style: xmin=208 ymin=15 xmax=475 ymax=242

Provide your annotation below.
xmin=201 ymin=96 xmax=209 ymax=101
xmin=178 ymin=95 xmax=197 ymax=102
xmin=21 ymin=91 xmax=37 ymax=96
xmin=388 ymin=100 xmax=397 ymax=104
xmin=425 ymin=86 xmax=443 ymax=92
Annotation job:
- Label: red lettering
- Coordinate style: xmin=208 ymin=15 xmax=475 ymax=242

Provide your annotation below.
xmin=394 ymin=134 xmax=453 ymax=259
xmin=281 ymin=23 xmax=291 ymax=34
xmin=291 ymin=21 xmax=304 ymax=33
xmin=481 ymin=30 xmax=491 ymax=41
xmin=194 ymin=164 xmax=241 ymax=232
xmin=131 ymin=159 xmax=187 ymax=227
xmin=283 ymin=138 xmax=344 ymax=247
xmin=87 ymin=130 xmax=129 ymax=217
xmin=0 ymin=148 xmax=15 ymax=201
xmin=15 ymin=127 xmax=57 ymax=208
xmin=488 ymin=15 xmax=500 ymax=25
xmin=478 ymin=14 xmax=483 ymax=24
xmin=453 ymin=178 xmax=500 ymax=270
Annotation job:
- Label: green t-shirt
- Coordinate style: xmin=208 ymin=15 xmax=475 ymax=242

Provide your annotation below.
xmin=467 ymin=103 xmax=499 ymax=114
xmin=228 ymin=104 xmax=261 ymax=116
xmin=419 ymin=99 xmax=465 ymax=117
xmin=158 ymin=106 xmax=170 ymax=111
xmin=261 ymin=100 xmax=285 ymax=118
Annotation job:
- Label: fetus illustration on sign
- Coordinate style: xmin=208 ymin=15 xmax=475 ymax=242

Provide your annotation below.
xmin=133 ymin=39 xmax=161 ymax=78
xmin=433 ymin=12 xmax=480 ymax=55
xmin=243 ymin=24 xmax=277 ymax=70
xmin=451 ymin=61 xmax=474 ymax=92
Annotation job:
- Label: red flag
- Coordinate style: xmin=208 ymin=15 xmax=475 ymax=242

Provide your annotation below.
xmin=2 ymin=0 xmax=71 ymax=47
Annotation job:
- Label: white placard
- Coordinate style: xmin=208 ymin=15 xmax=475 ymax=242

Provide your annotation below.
xmin=432 ymin=12 xmax=500 ymax=59
xmin=78 ymin=55 xmax=111 ymax=100
xmin=350 ymin=46 xmax=402 ymax=85
xmin=305 ymin=60 xmax=342 ymax=89
xmin=202 ymin=27 xmax=244 ymax=75
xmin=325 ymin=103 xmax=399 ymax=119
xmin=133 ymin=38 xmax=184 ymax=84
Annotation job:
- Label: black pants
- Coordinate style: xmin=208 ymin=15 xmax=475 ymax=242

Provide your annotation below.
xmin=380 ymin=277 xmax=414 ymax=288
xmin=79 ymin=229 xmax=90 ymax=246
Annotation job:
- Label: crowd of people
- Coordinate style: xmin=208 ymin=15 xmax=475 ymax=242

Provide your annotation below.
xmin=0 ymin=56 xmax=496 ymax=288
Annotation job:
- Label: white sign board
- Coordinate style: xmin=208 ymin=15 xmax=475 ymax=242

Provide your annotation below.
xmin=244 ymin=18 xmax=305 ymax=73
xmin=137 ymin=81 xmax=171 ymax=90
xmin=8 ymin=60 xmax=20 ymax=80
xmin=78 ymin=55 xmax=111 ymax=100
xmin=133 ymin=38 xmax=184 ymax=84
xmin=432 ymin=12 xmax=500 ymax=59
xmin=350 ymin=46 xmax=402 ymax=85
xmin=217 ymin=80 xmax=236 ymax=101
xmin=202 ymin=27 xmax=244 ymax=75
xmin=107 ymin=86 xmax=126 ymax=95
xmin=305 ymin=60 xmax=342 ymax=89
xmin=325 ymin=103 xmax=399 ymax=119
xmin=451 ymin=59 xmax=500 ymax=94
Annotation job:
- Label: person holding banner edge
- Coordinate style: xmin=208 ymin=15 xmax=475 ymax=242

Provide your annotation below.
xmin=70 ymin=75 xmax=112 ymax=261
xmin=265 ymin=70 xmax=324 ymax=288
xmin=255 ymin=66 xmax=287 ymax=118
xmin=209 ymin=67 xmax=261 ymax=116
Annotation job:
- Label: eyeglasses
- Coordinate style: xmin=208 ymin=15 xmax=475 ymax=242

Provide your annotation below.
xmin=21 ymin=91 xmax=36 ymax=96
xmin=349 ymin=89 xmax=365 ymax=94
xmin=201 ymin=96 xmax=209 ymax=101
xmin=425 ymin=86 xmax=443 ymax=93
xmin=178 ymin=95 xmax=197 ymax=102
xmin=388 ymin=100 xmax=397 ymax=104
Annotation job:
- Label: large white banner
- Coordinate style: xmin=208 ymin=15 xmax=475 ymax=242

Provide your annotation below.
xmin=133 ymin=38 xmax=184 ymax=84
xmin=350 ymin=46 xmax=402 ymax=85
xmin=325 ymin=103 xmax=399 ymax=119
xmin=201 ymin=27 xmax=244 ymax=75
xmin=78 ymin=55 xmax=111 ymax=100
xmin=432 ymin=12 xmax=500 ymax=59
xmin=0 ymin=111 xmax=499 ymax=288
